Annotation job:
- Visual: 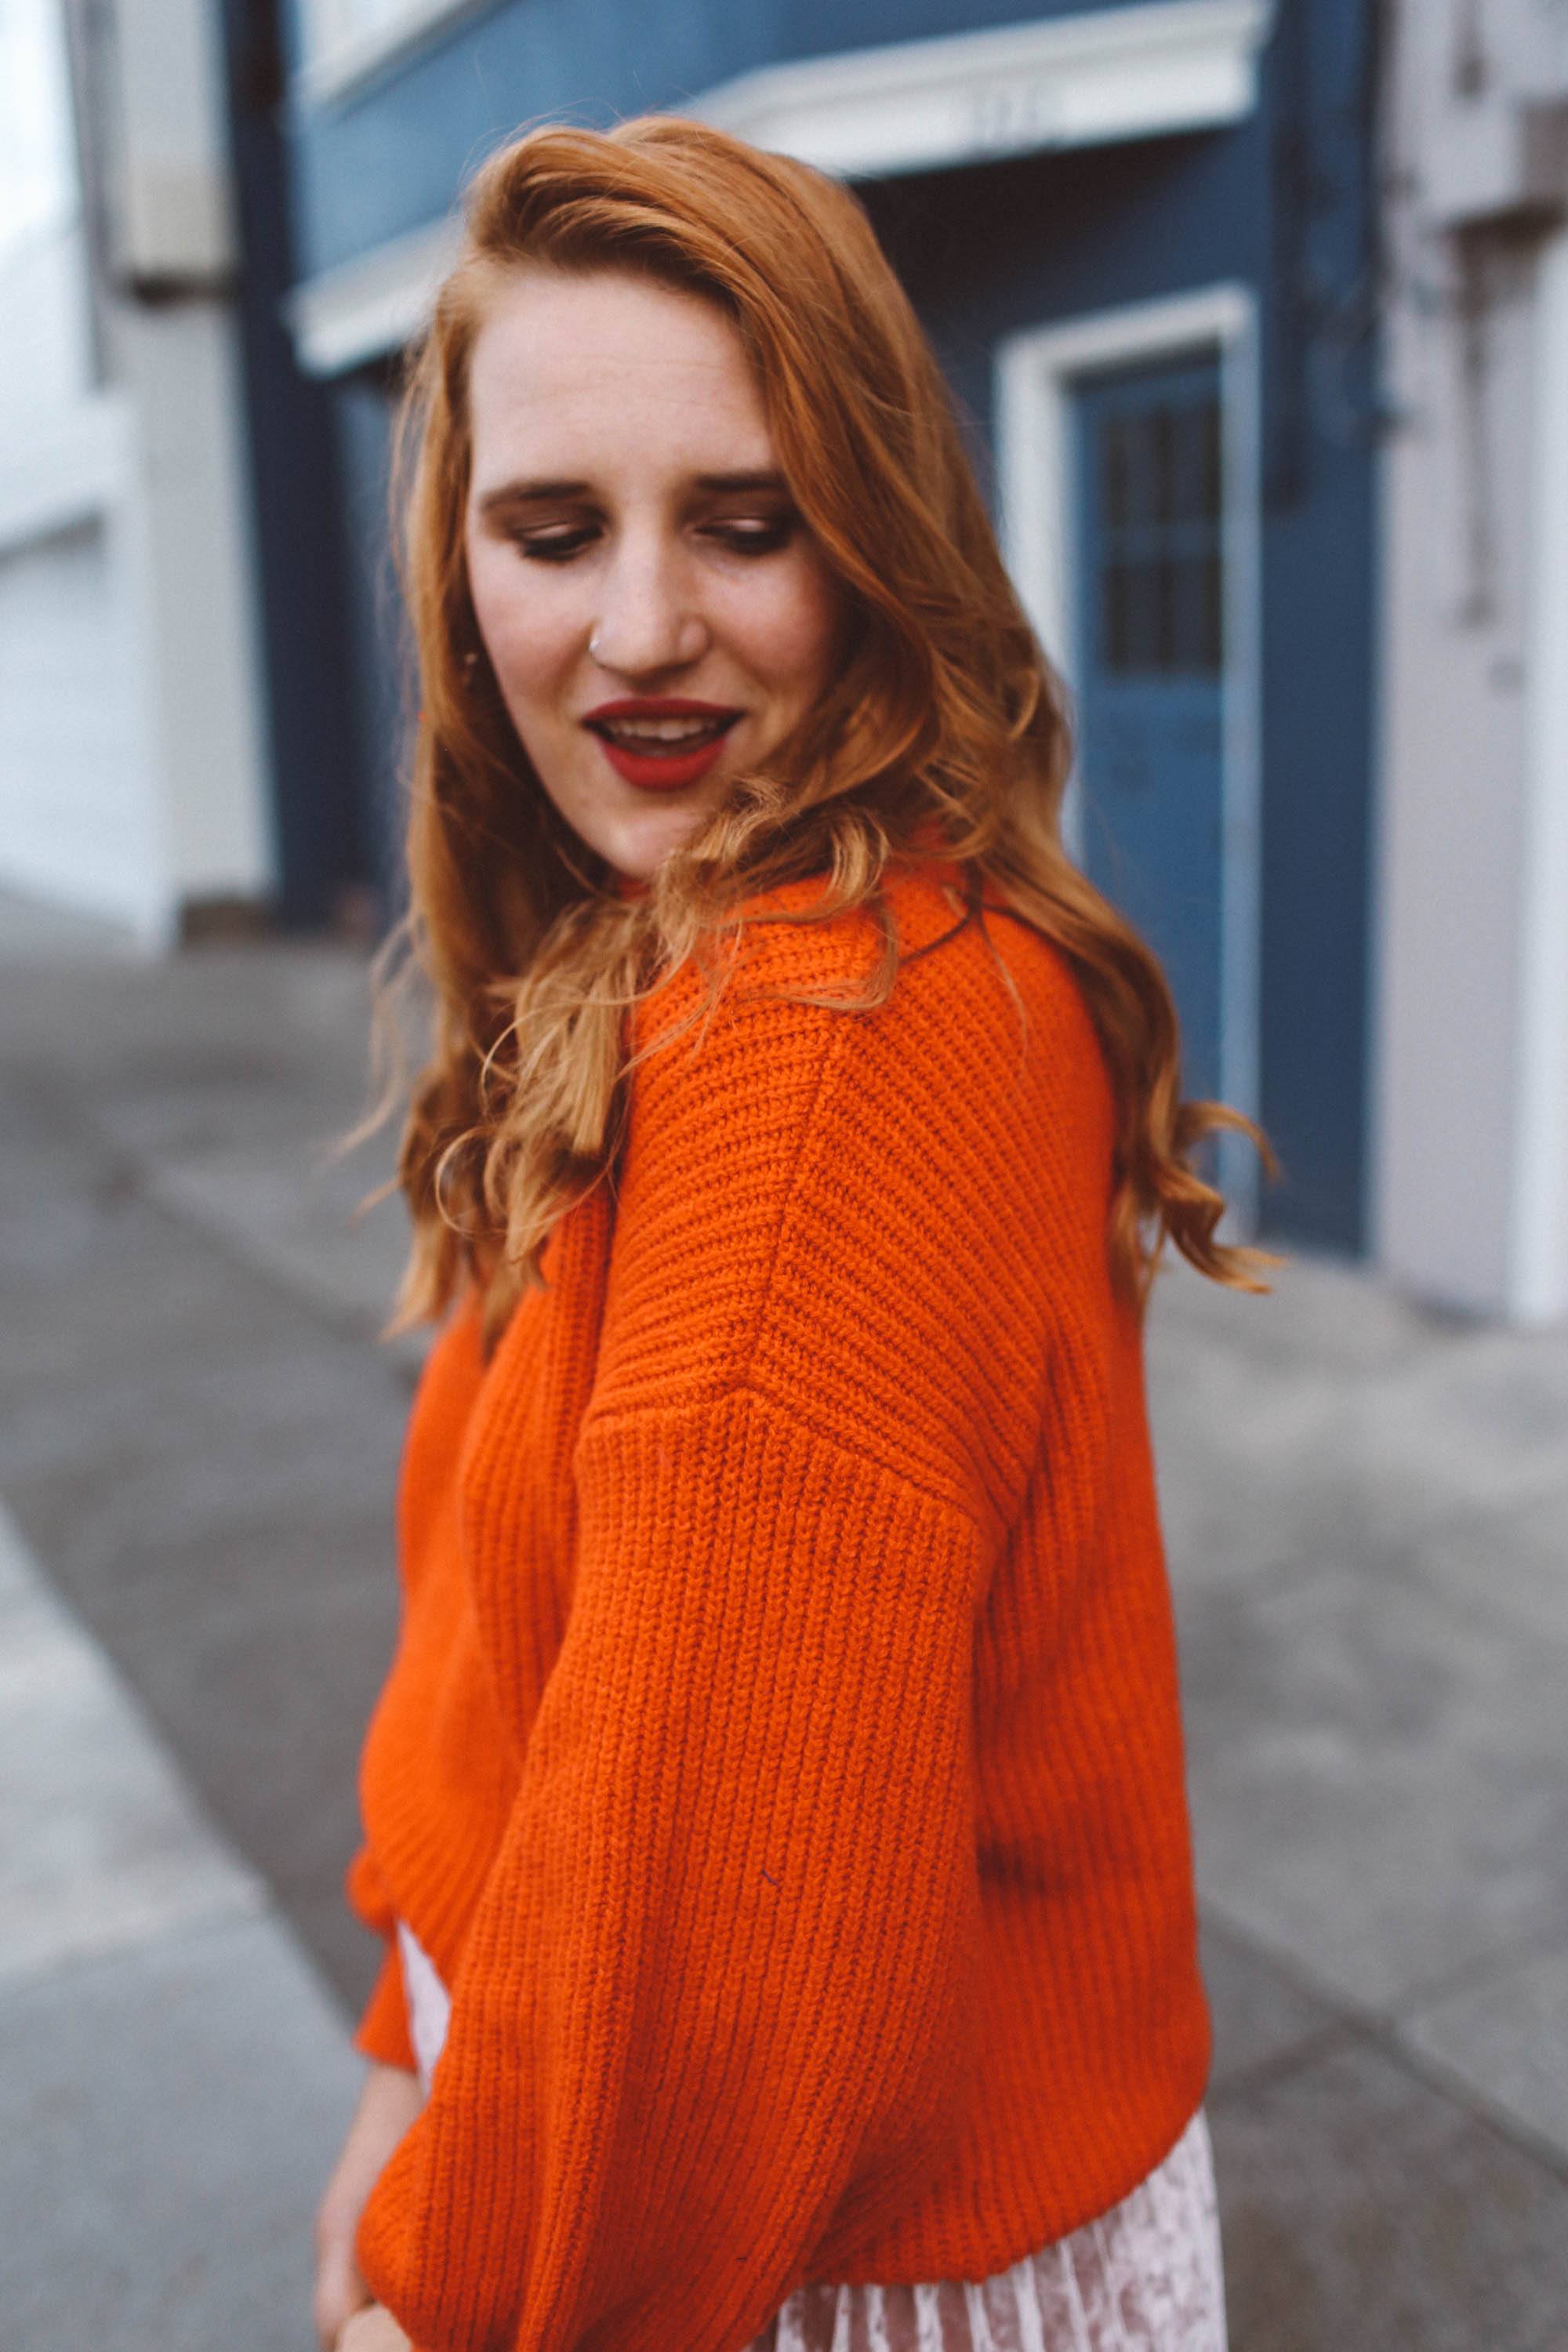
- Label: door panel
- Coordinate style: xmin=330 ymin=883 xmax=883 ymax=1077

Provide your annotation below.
xmin=1072 ymin=354 xmax=1225 ymax=1108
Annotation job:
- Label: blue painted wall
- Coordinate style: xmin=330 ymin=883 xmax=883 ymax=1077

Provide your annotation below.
xmin=282 ymin=0 xmax=1158 ymax=275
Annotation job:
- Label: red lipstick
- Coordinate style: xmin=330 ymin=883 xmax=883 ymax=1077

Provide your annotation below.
xmin=583 ymin=697 xmax=741 ymax=792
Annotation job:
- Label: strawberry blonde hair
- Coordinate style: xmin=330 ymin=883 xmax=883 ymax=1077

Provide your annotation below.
xmin=366 ymin=113 xmax=1275 ymax=1349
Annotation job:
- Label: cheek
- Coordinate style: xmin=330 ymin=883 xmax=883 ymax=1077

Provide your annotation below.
xmin=732 ymin=559 xmax=844 ymax=700
xmin=466 ymin=538 xmax=577 ymax=705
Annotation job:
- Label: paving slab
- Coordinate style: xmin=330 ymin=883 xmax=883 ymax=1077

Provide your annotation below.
xmin=0 ymin=1490 xmax=366 ymax=2351
xmin=0 ymin=1913 xmax=363 ymax=2352
xmin=104 ymin=1563 xmax=412 ymax=1944
xmin=0 ymin=1086 xmax=409 ymax=2012
xmin=1179 ymin=1563 xmax=1568 ymax=2012
xmin=0 ymin=881 xmax=143 ymax=960
xmin=1144 ymin=1260 xmax=1440 ymax=1595
xmin=0 ymin=1497 xmax=263 ymax=1990
xmin=1345 ymin=1322 xmax=1568 ymax=1543
xmin=1 ymin=939 xmax=394 ymax=1159
xmin=1200 ymin=1912 xmax=1345 ymax=2093
xmin=1145 ymin=1255 xmax=1568 ymax=1600
xmin=1147 ymin=1247 xmax=1461 ymax=1384
xmin=1388 ymin=1475 xmax=1568 ymax=1647
xmin=1398 ymin=1936 xmax=1568 ymax=2167
xmin=142 ymin=1135 xmax=427 ymax=1374
xmin=1210 ymin=2034 xmax=1568 ymax=2352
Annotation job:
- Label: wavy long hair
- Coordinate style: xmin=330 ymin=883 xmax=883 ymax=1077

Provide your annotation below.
xmin=364 ymin=113 xmax=1276 ymax=1351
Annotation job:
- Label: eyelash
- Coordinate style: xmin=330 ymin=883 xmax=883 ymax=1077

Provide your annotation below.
xmin=513 ymin=520 xmax=795 ymax=564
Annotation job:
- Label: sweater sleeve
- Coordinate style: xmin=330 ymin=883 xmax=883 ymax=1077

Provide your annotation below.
xmin=354 ymin=1386 xmax=985 ymax=2352
xmin=344 ymin=1842 xmax=419 ymax=2074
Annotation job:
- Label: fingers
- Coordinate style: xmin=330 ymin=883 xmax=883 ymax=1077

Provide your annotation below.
xmin=336 ymin=2303 xmax=413 ymax=2351
xmin=313 ymin=2227 xmax=371 ymax=2351
xmin=314 ymin=2063 xmax=423 ymax=2350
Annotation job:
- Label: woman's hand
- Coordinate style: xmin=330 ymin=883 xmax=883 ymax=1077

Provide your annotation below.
xmin=314 ymin=2059 xmax=426 ymax=2350
xmin=336 ymin=2305 xmax=413 ymax=2351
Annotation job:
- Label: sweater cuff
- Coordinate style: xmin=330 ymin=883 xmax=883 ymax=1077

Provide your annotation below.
xmin=354 ymin=1938 xmax=419 ymax=2074
xmin=346 ymin=1841 xmax=399 ymax=1938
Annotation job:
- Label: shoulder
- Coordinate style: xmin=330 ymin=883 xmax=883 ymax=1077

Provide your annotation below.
xmin=628 ymin=860 xmax=1109 ymax=1133
xmin=592 ymin=864 xmax=1119 ymax=1483
xmin=637 ymin=862 xmax=1114 ymax=1214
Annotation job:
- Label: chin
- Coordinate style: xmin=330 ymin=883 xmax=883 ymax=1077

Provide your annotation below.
xmin=594 ymin=797 xmax=717 ymax=885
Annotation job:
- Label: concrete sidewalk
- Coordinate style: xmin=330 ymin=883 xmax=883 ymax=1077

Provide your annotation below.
xmin=0 ymin=1496 xmax=361 ymax=2350
xmin=2 ymin=897 xmax=1566 ymax=2350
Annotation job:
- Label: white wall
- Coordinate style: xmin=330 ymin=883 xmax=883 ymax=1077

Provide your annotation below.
xmin=1509 ymin=227 xmax=1568 ymax=1317
xmin=0 ymin=517 xmax=158 ymax=927
xmin=114 ymin=299 xmax=274 ymax=916
xmin=0 ymin=216 xmax=94 ymax=430
xmin=0 ymin=0 xmax=274 ymax=948
xmin=1373 ymin=219 xmax=1536 ymax=1312
xmin=1373 ymin=0 xmax=1568 ymax=1323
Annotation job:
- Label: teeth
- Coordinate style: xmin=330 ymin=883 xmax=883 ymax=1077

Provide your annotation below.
xmin=597 ymin=717 xmax=730 ymax=747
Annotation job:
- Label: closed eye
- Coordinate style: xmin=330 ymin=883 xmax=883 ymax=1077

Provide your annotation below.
xmin=512 ymin=526 xmax=596 ymax=563
xmin=510 ymin=515 xmax=799 ymax=564
xmin=707 ymin=518 xmax=796 ymax=554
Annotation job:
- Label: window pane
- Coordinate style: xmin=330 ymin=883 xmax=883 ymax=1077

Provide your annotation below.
xmin=1089 ymin=377 xmax=1224 ymax=676
xmin=1102 ymin=416 xmax=1132 ymax=529
xmin=1126 ymin=559 xmax=1163 ymax=670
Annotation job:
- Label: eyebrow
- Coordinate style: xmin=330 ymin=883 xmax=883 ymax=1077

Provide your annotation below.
xmin=477 ymin=469 xmax=789 ymax=513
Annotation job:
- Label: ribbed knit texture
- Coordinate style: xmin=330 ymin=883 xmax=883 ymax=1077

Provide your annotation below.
xmin=347 ymin=858 xmax=1210 ymax=2352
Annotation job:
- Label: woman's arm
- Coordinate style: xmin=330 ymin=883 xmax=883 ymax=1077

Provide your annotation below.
xmin=314 ymin=2060 xmax=425 ymax=2350
xmin=354 ymin=1394 xmax=986 ymax=2352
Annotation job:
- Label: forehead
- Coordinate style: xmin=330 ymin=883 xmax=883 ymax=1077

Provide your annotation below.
xmin=464 ymin=266 xmax=775 ymax=486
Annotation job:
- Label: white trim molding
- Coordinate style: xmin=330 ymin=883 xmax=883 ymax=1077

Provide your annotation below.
xmin=294 ymin=0 xmax=492 ymax=107
xmin=287 ymin=211 xmax=465 ymax=376
xmin=1508 ymin=227 xmax=1568 ymax=1319
xmin=995 ymin=284 xmax=1262 ymax=1224
xmin=688 ymin=0 xmax=1275 ymax=181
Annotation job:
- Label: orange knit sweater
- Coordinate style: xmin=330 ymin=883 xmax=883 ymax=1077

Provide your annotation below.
xmin=345 ymin=856 xmax=1210 ymax=2352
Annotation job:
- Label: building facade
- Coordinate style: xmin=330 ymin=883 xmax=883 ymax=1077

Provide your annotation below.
xmin=9 ymin=0 xmax=1566 ymax=1319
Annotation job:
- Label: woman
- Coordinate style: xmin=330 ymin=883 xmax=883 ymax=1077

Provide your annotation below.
xmin=313 ymin=113 xmax=1272 ymax=2352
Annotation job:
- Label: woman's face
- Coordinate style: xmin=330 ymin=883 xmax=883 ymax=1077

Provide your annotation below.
xmin=463 ymin=265 xmax=848 ymax=883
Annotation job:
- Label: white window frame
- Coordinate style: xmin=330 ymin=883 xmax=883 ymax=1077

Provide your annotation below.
xmin=294 ymin=0 xmax=491 ymax=107
xmin=996 ymin=283 xmax=1262 ymax=1229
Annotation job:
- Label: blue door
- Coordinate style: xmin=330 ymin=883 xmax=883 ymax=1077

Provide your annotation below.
xmin=1071 ymin=354 xmax=1225 ymax=1108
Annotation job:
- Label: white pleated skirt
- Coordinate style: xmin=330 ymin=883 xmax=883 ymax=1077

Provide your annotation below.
xmin=395 ymin=1919 xmax=1227 ymax=2352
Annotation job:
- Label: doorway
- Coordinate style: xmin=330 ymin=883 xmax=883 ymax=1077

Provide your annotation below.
xmin=996 ymin=285 xmax=1261 ymax=1225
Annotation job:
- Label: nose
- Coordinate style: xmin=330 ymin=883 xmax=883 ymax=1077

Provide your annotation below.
xmin=587 ymin=534 xmax=710 ymax=677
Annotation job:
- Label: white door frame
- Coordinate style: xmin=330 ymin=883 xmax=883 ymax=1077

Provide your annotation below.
xmin=995 ymin=283 xmax=1262 ymax=1229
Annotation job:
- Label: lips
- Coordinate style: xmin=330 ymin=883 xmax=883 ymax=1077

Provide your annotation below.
xmin=583 ymin=698 xmax=742 ymax=792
